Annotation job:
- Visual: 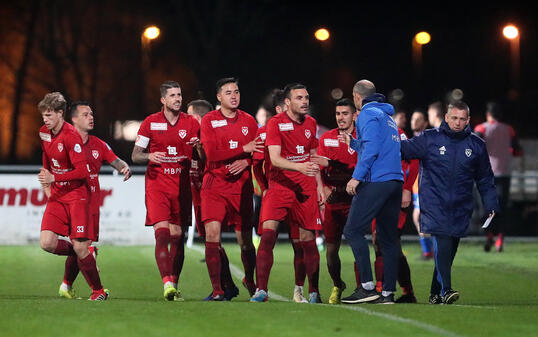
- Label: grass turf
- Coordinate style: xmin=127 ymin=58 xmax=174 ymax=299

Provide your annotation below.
xmin=0 ymin=241 xmax=537 ymax=337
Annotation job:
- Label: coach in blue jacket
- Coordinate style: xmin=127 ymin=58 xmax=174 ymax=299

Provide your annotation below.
xmin=401 ymin=101 xmax=498 ymax=305
xmin=339 ymin=80 xmax=404 ymax=304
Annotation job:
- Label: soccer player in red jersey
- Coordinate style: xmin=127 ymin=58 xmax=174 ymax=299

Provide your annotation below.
xmin=252 ymin=89 xmax=308 ymax=303
xmin=251 ymin=83 xmax=325 ymax=303
xmin=311 ymin=98 xmax=357 ymax=304
xmin=37 ymin=92 xmax=108 ymax=301
xmin=200 ymin=78 xmax=263 ymax=301
xmin=187 ymin=99 xmax=237 ymax=300
xmin=47 ymin=101 xmax=131 ymax=299
xmin=132 ymin=81 xmax=200 ymax=301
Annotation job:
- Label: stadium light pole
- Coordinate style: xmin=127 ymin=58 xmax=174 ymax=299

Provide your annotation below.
xmin=503 ymin=24 xmax=520 ymax=93
xmin=412 ymin=31 xmax=430 ymax=76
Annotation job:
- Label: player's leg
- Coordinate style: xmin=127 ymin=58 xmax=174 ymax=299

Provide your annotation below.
xmin=395 ymin=250 xmax=417 ymax=303
xmin=431 ymin=234 xmax=460 ymax=304
xmin=40 ymin=201 xmax=75 ymax=255
xmin=236 ymin=229 xmax=255 ymax=297
xmin=371 ymin=226 xmax=384 ymax=293
xmin=72 ymin=238 xmax=107 ymax=300
xmin=205 ymin=220 xmax=224 ymax=300
xmin=251 ymin=219 xmax=279 ymax=302
xmin=299 ymin=227 xmax=321 ymax=303
xmin=169 ymin=224 xmax=185 ymax=301
xmin=324 ymin=207 xmax=346 ymax=304
xmin=290 ymin=237 xmax=307 ymax=303
xmin=153 ymin=221 xmax=175 ymax=300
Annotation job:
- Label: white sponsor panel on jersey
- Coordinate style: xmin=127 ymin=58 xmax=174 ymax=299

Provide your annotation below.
xmin=278 ymin=123 xmax=294 ymax=131
xmin=39 ymin=132 xmax=51 ymax=142
xmin=211 ymin=120 xmax=228 ymax=128
xmin=324 ymin=138 xmax=339 ymax=147
xmin=135 ymin=135 xmax=150 ymax=148
xmin=150 ymin=122 xmax=167 ymax=130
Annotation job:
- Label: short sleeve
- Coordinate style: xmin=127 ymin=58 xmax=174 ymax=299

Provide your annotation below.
xmin=135 ymin=119 xmax=151 ymax=148
xmin=265 ymin=118 xmax=281 ymax=147
xmin=99 ymin=138 xmax=118 ymax=164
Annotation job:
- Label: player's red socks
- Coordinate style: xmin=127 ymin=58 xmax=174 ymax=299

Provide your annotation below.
xmin=241 ymin=247 xmax=256 ymax=286
xmin=54 ymin=240 xmax=75 ymax=256
xmin=398 ymin=254 xmax=414 ymax=295
xmin=301 ymin=239 xmax=320 ymax=293
xmin=291 ymin=240 xmax=306 ymax=287
xmin=354 ymin=262 xmax=361 ymax=287
xmin=63 ymin=255 xmax=80 ymax=286
xmin=326 ymin=250 xmax=342 ymax=288
xmin=77 ymin=254 xmax=103 ymax=291
xmin=219 ymin=246 xmax=234 ymax=289
xmin=255 ymin=229 xmax=278 ymax=291
xmin=205 ymin=241 xmax=223 ymax=295
xmin=169 ymin=234 xmax=184 ymax=284
xmin=154 ymin=228 xmax=172 ymax=282
xmin=374 ymin=254 xmax=384 ymax=292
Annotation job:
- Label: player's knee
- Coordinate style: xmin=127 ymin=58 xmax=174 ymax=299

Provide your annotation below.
xmin=72 ymin=240 xmax=90 ymax=258
xmin=40 ymin=239 xmax=56 ymax=253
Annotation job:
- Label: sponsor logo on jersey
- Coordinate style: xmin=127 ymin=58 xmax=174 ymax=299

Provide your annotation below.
xmin=400 ymin=133 xmax=408 ymax=141
xmin=39 ymin=132 xmax=51 ymax=142
xmin=229 ymin=140 xmax=238 ymax=149
xmin=178 ymin=130 xmax=187 ymax=139
xmin=439 ymin=146 xmax=446 ymax=155
xmin=305 ymin=129 xmax=311 ymax=139
xmin=260 ymin=132 xmax=266 ymax=141
xmin=92 ymin=150 xmax=99 ymax=159
xmin=191 ymin=160 xmax=198 ymax=169
xmin=296 ymin=145 xmax=304 ymax=154
xmin=241 ymin=126 xmax=249 ymax=136
xmin=324 ymin=138 xmax=339 ymax=147
xmin=57 ymin=143 xmax=64 ymax=152
xmin=211 ymin=120 xmax=228 ymax=128
xmin=150 ymin=122 xmax=167 ymax=130
xmin=167 ymin=146 xmax=177 ymax=155
xmin=52 ymin=158 xmax=60 ymax=168
xmin=465 ymin=148 xmax=472 ymax=157
xmin=164 ymin=167 xmax=181 ymax=175
xmin=74 ymin=144 xmax=82 ymax=153
xmin=278 ymin=123 xmax=294 ymax=131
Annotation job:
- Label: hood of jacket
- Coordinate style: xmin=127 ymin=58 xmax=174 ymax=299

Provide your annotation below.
xmin=439 ymin=120 xmax=471 ymax=139
xmin=361 ymin=93 xmax=395 ymax=117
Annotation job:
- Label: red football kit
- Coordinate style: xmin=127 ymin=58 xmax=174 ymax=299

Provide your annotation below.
xmin=260 ymin=112 xmax=322 ymax=232
xmin=200 ymin=109 xmax=258 ymax=231
xmin=83 ymin=136 xmax=118 ymax=241
xmin=317 ymin=127 xmax=357 ymax=243
xmin=40 ymin=122 xmax=90 ymax=239
xmin=190 ymin=149 xmax=204 ymax=235
xmin=136 ymin=109 xmax=200 ymax=226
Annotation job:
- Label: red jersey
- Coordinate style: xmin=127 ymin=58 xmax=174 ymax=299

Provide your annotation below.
xmin=252 ymin=125 xmax=270 ymax=192
xmin=317 ymin=128 xmax=357 ymax=188
xmin=135 ymin=110 xmax=200 ymax=190
xmin=200 ymin=109 xmax=258 ymax=194
xmin=84 ymin=135 xmax=118 ymax=212
xmin=398 ymin=129 xmax=419 ymax=192
xmin=40 ymin=122 xmax=89 ymax=203
xmin=189 ymin=149 xmax=204 ymax=206
xmin=265 ymin=112 xmax=318 ymax=192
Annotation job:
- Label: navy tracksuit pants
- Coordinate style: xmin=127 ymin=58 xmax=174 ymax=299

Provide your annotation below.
xmin=343 ymin=180 xmax=402 ymax=292
xmin=430 ymin=235 xmax=460 ymax=296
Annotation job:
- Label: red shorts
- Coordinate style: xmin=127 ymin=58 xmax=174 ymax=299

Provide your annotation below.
xmin=201 ymin=189 xmax=253 ymax=232
xmin=145 ymin=188 xmax=180 ymax=226
xmin=323 ymin=203 xmax=350 ymax=244
xmin=260 ymin=187 xmax=322 ymax=234
xmin=41 ymin=200 xmax=89 ymax=239
xmin=371 ymin=209 xmax=407 ymax=233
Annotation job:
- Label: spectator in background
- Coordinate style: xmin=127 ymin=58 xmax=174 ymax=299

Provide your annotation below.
xmin=474 ymin=101 xmax=522 ymax=252
xmin=393 ymin=111 xmax=407 ymax=130
xmin=427 ymin=101 xmax=445 ymax=128
xmin=411 ymin=110 xmax=428 ymax=137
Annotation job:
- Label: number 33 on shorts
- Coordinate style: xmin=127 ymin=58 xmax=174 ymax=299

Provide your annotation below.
xmin=77 ymin=226 xmax=85 ymax=233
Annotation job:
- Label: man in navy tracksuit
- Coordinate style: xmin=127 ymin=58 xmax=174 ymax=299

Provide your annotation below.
xmin=401 ymin=101 xmax=498 ymax=304
xmin=339 ymin=80 xmax=404 ymax=304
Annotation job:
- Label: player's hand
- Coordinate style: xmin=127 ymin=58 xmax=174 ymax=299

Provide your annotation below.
xmin=228 ymin=159 xmax=249 ymax=175
xmin=310 ymin=154 xmax=329 ymax=167
xmin=38 ymin=168 xmax=55 ymax=184
xmin=317 ymin=184 xmax=327 ymax=213
xmin=262 ymin=189 xmax=267 ymax=198
xmin=337 ymin=132 xmax=352 ymax=146
xmin=401 ymin=189 xmax=412 ymax=208
xmin=243 ymin=136 xmax=264 ymax=154
xmin=297 ymin=162 xmax=319 ymax=176
xmin=187 ymin=137 xmax=201 ymax=147
xmin=148 ymin=152 xmax=166 ymax=163
xmin=346 ymin=178 xmax=360 ymax=195
xmin=120 ymin=165 xmax=132 ymax=181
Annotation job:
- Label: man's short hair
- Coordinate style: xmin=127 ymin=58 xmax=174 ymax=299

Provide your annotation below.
xmin=160 ymin=81 xmax=181 ymax=98
xmin=448 ymin=101 xmax=470 ymax=117
xmin=271 ymin=89 xmax=286 ymax=115
xmin=187 ymin=99 xmax=213 ymax=117
xmin=69 ymin=101 xmax=91 ymax=119
xmin=283 ymin=83 xmax=307 ymax=99
xmin=38 ymin=92 xmax=67 ymax=114
xmin=335 ymin=98 xmax=356 ymax=113
xmin=486 ymin=101 xmax=502 ymax=120
xmin=428 ymin=101 xmax=446 ymax=119
xmin=216 ymin=77 xmax=239 ymax=93
xmin=352 ymin=80 xmax=376 ymax=98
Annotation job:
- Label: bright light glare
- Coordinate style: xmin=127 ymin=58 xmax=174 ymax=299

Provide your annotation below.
xmin=414 ymin=32 xmax=431 ymax=45
xmin=503 ymin=25 xmax=519 ymax=40
xmin=143 ymin=26 xmax=160 ymax=40
xmin=315 ymin=28 xmax=330 ymax=41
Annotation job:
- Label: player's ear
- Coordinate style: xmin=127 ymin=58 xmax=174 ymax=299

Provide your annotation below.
xmin=160 ymin=96 xmax=166 ymax=106
xmin=216 ymin=93 xmax=222 ymax=103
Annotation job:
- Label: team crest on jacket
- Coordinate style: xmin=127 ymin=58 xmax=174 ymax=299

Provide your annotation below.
xmin=465 ymin=149 xmax=472 ymax=157
xmin=242 ymin=126 xmax=249 ymax=136
xmin=178 ymin=130 xmax=187 ymax=139
xmin=92 ymin=150 xmax=100 ymax=159
xmin=305 ymin=129 xmax=311 ymax=139
xmin=57 ymin=143 xmax=64 ymax=152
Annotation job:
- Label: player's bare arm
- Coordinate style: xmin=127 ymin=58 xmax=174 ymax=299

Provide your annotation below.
xmin=131 ymin=145 xmax=166 ymax=164
xmin=110 ymin=158 xmax=132 ymax=181
xmin=243 ymin=136 xmax=264 ymax=154
xmin=310 ymin=154 xmax=329 ymax=167
xmin=268 ymin=145 xmax=319 ymax=176
xmin=228 ymin=159 xmax=249 ymax=175
xmin=38 ymin=168 xmax=55 ymax=184
xmin=187 ymin=137 xmax=206 ymax=161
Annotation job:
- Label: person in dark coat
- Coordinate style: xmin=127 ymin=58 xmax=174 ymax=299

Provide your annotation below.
xmin=400 ymin=100 xmax=498 ymax=304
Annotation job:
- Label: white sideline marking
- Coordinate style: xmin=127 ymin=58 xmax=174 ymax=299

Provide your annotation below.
xmin=188 ymin=244 xmax=463 ymax=336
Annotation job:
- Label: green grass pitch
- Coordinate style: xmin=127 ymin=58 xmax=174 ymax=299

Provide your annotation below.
xmin=1 ymin=241 xmax=537 ymax=337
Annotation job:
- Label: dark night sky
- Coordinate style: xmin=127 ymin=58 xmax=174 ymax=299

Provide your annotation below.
xmin=134 ymin=1 xmax=537 ymax=136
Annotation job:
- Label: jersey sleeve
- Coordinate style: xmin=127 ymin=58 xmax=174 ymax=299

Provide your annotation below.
xmin=316 ymin=133 xmax=328 ymax=157
xmin=403 ymin=159 xmax=419 ymax=192
xmin=265 ymin=118 xmax=281 ymax=147
xmin=252 ymin=127 xmax=265 ymax=161
xmin=201 ymin=115 xmax=244 ymax=162
xmin=99 ymin=139 xmax=118 ymax=164
xmin=135 ymin=119 xmax=151 ymax=149
xmin=54 ymin=132 xmax=90 ymax=182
